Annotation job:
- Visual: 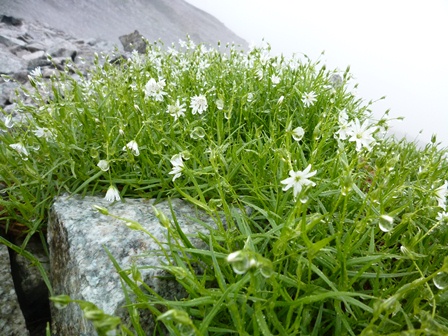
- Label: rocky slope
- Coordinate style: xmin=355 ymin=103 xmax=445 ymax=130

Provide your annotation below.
xmin=0 ymin=0 xmax=247 ymax=48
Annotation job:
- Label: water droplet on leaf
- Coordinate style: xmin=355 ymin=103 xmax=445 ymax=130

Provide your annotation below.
xmin=190 ymin=126 xmax=205 ymax=139
xmin=433 ymin=272 xmax=448 ymax=289
xmin=379 ymin=215 xmax=394 ymax=232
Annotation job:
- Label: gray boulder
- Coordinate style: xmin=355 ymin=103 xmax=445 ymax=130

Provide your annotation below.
xmin=0 ymin=34 xmax=26 ymax=48
xmin=48 ymin=195 xmax=217 ymax=335
xmin=0 ymin=48 xmax=24 ymax=74
xmin=47 ymin=39 xmax=78 ymax=60
xmin=119 ymin=30 xmax=147 ymax=54
xmin=0 ymin=244 xmax=30 ymax=336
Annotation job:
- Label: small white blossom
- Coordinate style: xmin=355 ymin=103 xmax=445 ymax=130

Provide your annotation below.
xmin=178 ymin=39 xmax=187 ymax=48
xmin=169 ymin=153 xmax=184 ymax=181
xmin=260 ymin=51 xmax=271 ymax=65
xmin=29 ymin=67 xmax=42 ymax=78
xmin=186 ymin=39 xmax=196 ymax=50
xmin=281 ymin=164 xmax=317 ymax=199
xmin=33 ymin=126 xmax=53 ymax=139
xmin=302 ymin=91 xmax=317 ymax=107
xmin=97 ymin=160 xmax=110 ymax=172
xmin=190 ymin=94 xmax=208 ymax=115
xmin=4 ymin=115 xmax=14 ymax=129
xmin=271 ymin=74 xmax=280 ymax=86
xmin=347 ymin=119 xmax=376 ymax=152
xmin=277 ymin=95 xmax=284 ymax=105
xmin=335 ymin=110 xmax=351 ymax=140
xmin=144 ymin=78 xmax=167 ymax=101
xmin=105 ymin=185 xmax=121 ymax=202
xmin=166 ymin=99 xmax=186 ymax=121
xmin=436 ymin=211 xmax=448 ymax=223
xmin=435 ymin=181 xmax=448 ymax=210
xmin=123 ymin=140 xmax=139 ymax=156
xmin=198 ymin=59 xmax=210 ymax=70
xmin=9 ymin=143 xmax=29 ymax=157
xmin=167 ymin=46 xmax=178 ymax=56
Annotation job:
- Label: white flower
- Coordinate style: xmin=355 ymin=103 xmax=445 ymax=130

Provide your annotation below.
xmin=123 ymin=140 xmax=139 ymax=156
xmin=9 ymin=143 xmax=29 ymax=157
xmin=167 ymin=46 xmax=178 ymax=56
xmin=166 ymin=99 xmax=186 ymax=121
xmin=33 ymin=126 xmax=53 ymax=139
xmin=347 ymin=119 xmax=376 ymax=152
xmin=260 ymin=51 xmax=271 ymax=65
xmin=97 ymin=160 xmax=110 ymax=172
xmin=277 ymin=95 xmax=284 ymax=105
xmin=4 ymin=115 xmax=14 ymax=129
xmin=29 ymin=67 xmax=42 ymax=78
xmin=144 ymin=78 xmax=167 ymax=101
xmin=215 ymin=99 xmax=224 ymax=110
xmin=435 ymin=181 xmax=448 ymax=210
xmin=169 ymin=153 xmax=184 ymax=181
xmin=178 ymin=39 xmax=187 ymax=48
xmin=247 ymin=93 xmax=254 ymax=102
xmin=271 ymin=74 xmax=280 ymax=86
xmin=436 ymin=211 xmax=448 ymax=223
xmin=198 ymin=59 xmax=210 ymax=70
xmin=292 ymin=127 xmax=305 ymax=141
xmin=190 ymin=94 xmax=208 ymax=115
xmin=281 ymin=164 xmax=317 ymax=199
xmin=105 ymin=185 xmax=121 ymax=202
xmin=335 ymin=110 xmax=351 ymax=140
xmin=187 ymin=38 xmax=196 ymax=50
xmin=302 ymin=91 xmax=317 ymax=107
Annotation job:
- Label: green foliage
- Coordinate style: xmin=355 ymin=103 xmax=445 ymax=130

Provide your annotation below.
xmin=2 ymin=38 xmax=448 ymax=334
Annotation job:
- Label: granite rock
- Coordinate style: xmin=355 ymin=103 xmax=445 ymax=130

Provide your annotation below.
xmin=119 ymin=30 xmax=148 ymax=54
xmin=48 ymin=195 xmax=217 ymax=335
xmin=0 ymin=48 xmax=24 ymax=74
xmin=0 ymin=244 xmax=30 ymax=336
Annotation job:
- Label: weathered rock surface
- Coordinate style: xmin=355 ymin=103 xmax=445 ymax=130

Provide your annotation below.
xmin=0 ymin=0 xmax=247 ymax=49
xmin=0 ymin=14 xmax=116 ymax=117
xmin=0 ymin=244 xmax=30 ymax=336
xmin=119 ymin=30 xmax=148 ymax=54
xmin=49 ymin=195 xmax=216 ymax=335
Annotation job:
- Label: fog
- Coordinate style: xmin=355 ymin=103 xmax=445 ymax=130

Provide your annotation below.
xmin=186 ymin=0 xmax=448 ymax=147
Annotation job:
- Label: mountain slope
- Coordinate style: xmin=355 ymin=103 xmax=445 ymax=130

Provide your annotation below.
xmin=0 ymin=0 xmax=247 ymax=47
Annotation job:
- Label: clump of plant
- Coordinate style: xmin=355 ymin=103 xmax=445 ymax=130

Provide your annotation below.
xmin=2 ymin=38 xmax=448 ymax=335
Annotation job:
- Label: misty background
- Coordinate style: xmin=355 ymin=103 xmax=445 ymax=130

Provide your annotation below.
xmin=185 ymin=0 xmax=448 ymax=147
